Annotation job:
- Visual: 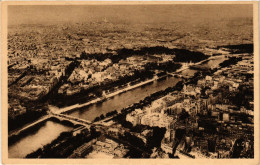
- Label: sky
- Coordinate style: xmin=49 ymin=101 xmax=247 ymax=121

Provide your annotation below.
xmin=8 ymin=5 xmax=253 ymax=25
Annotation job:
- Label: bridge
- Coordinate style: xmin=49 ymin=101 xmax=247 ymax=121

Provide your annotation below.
xmin=51 ymin=112 xmax=92 ymax=128
xmin=9 ymin=113 xmax=92 ymax=138
xmin=167 ymin=72 xmax=183 ymax=78
xmin=167 ymin=56 xmax=215 ymax=77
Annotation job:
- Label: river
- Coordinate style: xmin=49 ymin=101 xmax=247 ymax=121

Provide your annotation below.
xmin=8 ymin=120 xmax=73 ymax=158
xmin=9 ymin=55 xmax=227 ymax=158
xmin=66 ymin=76 xmax=182 ymax=121
xmin=201 ymin=55 xmax=227 ymax=68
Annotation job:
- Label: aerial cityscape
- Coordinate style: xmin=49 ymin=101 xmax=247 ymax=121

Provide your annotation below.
xmin=7 ymin=4 xmax=254 ymax=159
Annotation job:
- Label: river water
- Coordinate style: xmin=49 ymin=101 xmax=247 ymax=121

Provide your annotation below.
xmin=67 ymin=76 xmax=182 ymax=121
xmin=9 ymin=55 xmax=226 ymax=158
xmin=201 ymin=55 xmax=227 ymax=68
xmin=8 ymin=120 xmax=73 ymax=158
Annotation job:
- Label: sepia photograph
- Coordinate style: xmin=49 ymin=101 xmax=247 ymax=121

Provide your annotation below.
xmin=1 ymin=1 xmax=259 ymax=164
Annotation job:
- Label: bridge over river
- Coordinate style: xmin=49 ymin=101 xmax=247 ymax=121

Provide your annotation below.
xmin=8 ymin=112 xmax=92 ymax=139
xmin=51 ymin=112 xmax=92 ymax=128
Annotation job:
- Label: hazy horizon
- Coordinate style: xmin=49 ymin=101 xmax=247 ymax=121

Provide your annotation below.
xmin=8 ymin=5 xmax=253 ymax=26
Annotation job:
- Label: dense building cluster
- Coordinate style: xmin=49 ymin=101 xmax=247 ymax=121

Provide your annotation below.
xmin=123 ymin=53 xmax=253 ymax=158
